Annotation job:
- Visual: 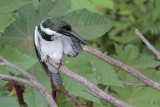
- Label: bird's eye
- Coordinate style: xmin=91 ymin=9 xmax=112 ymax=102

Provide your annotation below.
xmin=60 ymin=26 xmax=71 ymax=31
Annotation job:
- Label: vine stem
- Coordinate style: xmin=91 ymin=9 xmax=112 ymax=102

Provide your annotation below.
xmin=49 ymin=73 xmax=82 ymax=107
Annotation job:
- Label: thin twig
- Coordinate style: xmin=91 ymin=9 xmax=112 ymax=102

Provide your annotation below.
xmin=0 ymin=62 xmax=5 ymax=66
xmin=0 ymin=74 xmax=33 ymax=86
xmin=55 ymin=89 xmax=82 ymax=107
xmin=6 ymin=81 xmax=17 ymax=91
xmin=43 ymin=56 xmax=133 ymax=107
xmin=0 ymin=56 xmax=57 ymax=107
xmin=120 ymin=81 xmax=148 ymax=88
xmin=135 ymin=29 xmax=160 ymax=60
xmin=0 ymin=56 xmax=35 ymax=80
xmin=83 ymin=45 xmax=160 ymax=90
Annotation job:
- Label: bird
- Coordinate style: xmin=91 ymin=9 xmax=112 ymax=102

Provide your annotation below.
xmin=33 ymin=17 xmax=88 ymax=87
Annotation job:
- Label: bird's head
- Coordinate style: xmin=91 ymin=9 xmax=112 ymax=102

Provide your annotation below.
xmin=38 ymin=17 xmax=88 ymax=45
xmin=38 ymin=17 xmax=72 ymax=41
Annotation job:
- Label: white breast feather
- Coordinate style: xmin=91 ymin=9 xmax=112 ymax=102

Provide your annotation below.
xmin=39 ymin=35 xmax=63 ymax=63
xmin=34 ymin=26 xmax=64 ymax=74
xmin=34 ymin=26 xmax=39 ymax=48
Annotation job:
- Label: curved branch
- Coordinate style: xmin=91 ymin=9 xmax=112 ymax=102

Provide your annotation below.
xmin=0 ymin=56 xmax=35 ymax=80
xmin=120 ymin=81 xmax=148 ymax=88
xmin=0 ymin=56 xmax=57 ymax=107
xmin=135 ymin=29 xmax=160 ymax=60
xmin=43 ymin=57 xmax=133 ymax=107
xmin=0 ymin=74 xmax=33 ymax=86
xmin=6 ymin=81 xmax=17 ymax=91
xmin=83 ymin=46 xmax=160 ymax=90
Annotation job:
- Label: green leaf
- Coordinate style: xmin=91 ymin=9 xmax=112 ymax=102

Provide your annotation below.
xmin=24 ymin=86 xmax=48 ymax=107
xmin=48 ymin=0 xmax=71 ymax=17
xmin=0 ymin=44 xmax=37 ymax=75
xmin=114 ymin=44 xmax=160 ymax=69
xmin=118 ymin=10 xmax=131 ymax=15
xmin=91 ymin=0 xmax=115 ymax=9
xmin=93 ymin=61 xmax=121 ymax=86
xmin=63 ymin=9 xmax=114 ymax=40
xmin=111 ymin=85 xmax=160 ymax=107
xmin=0 ymin=96 xmax=19 ymax=107
xmin=0 ymin=0 xmax=31 ymax=13
xmin=68 ymin=0 xmax=98 ymax=13
xmin=0 ymin=80 xmax=8 ymax=96
xmin=140 ymin=69 xmax=160 ymax=83
xmin=131 ymin=56 xmax=160 ymax=69
xmin=109 ymin=22 xmax=132 ymax=36
xmin=32 ymin=0 xmax=39 ymax=10
xmin=152 ymin=0 xmax=160 ymax=22
xmin=0 ymin=0 xmax=30 ymax=32
xmin=63 ymin=75 xmax=101 ymax=104
xmin=110 ymin=32 xmax=137 ymax=44
xmin=0 ymin=13 xmax=15 ymax=32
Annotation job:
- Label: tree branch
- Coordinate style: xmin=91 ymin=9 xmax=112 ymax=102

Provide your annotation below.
xmin=120 ymin=81 xmax=148 ymax=88
xmin=0 ymin=56 xmax=36 ymax=80
xmin=0 ymin=74 xmax=33 ymax=86
xmin=6 ymin=81 xmax=17 ymax=91
xmin=43 ymin=57 xmax=133 ymax=107
xmin=0 ymin=56 xmax=57 ymax=107
xmin=135 ymin=29 xmax=160 ymax=60
xmin=83 ymin=45 xmax=160 ymax=90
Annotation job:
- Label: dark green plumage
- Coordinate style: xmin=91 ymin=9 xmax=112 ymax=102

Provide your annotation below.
xmin=40 ymin=17 xmax=88 ymax=45
xmin=42 ymin=17 xmax=71 ymax=32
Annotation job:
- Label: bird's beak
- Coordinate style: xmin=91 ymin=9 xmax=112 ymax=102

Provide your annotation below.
xmin=59 ymin=29 xmax=88 ymax=45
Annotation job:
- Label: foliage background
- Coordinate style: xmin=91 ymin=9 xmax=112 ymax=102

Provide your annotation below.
xmin=0 ymin=0 xmax=160 ymax=107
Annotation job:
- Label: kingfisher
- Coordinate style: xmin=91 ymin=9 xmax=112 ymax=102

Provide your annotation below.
xmin=33 ymin=17 xmax=88 ymax=87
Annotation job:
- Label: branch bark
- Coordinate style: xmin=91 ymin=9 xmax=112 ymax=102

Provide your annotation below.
xmin=83 ymin=45 xmax=160 ymax=90
xmin=0 ymin=56 xmax=57 ymax=107
xmin=43 ymin=57 xmax=133 ymax=107
xmin=0 ymin=74 xmax=33 ymax=86
xmin=135 ymin=29 xmax=160 ymax=60
xmin=120 ymin=81 xmax=148 ymax=88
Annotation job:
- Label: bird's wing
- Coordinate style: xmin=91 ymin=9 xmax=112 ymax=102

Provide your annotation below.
xmin=34 ymin=27 xmax=41 ymax=59
xmin=60 ymin=30 xmax=88 ymax=46
xmin=33 ymin=26 xmax=50 ymax=75
xmin=62 ymin=36 xmax=82 ymax=57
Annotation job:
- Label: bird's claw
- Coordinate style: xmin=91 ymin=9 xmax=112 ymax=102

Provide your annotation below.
xmin=46 ymin=55 xmax=62 ymax=69
xmin=46 ymin=55 xmax=51 ymax=60
xmin=57 ymin=59 xmax=62 ymax=69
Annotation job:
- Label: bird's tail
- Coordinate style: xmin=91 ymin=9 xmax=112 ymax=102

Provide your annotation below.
xmin=50 ymin=71 xmax=63 ymax=87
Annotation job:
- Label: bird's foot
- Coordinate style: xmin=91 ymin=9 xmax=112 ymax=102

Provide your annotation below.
xmin=47 ymin=55 xmax=62 ymax=69
xmin=46 ymin=55 xmax=51 ymax=60
xmin=58 ymin=59 xmax=62 ymax=69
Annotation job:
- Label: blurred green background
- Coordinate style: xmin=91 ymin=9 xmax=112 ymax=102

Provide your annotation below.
xmin=0 ymin=0 xmax=160 ymax=107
